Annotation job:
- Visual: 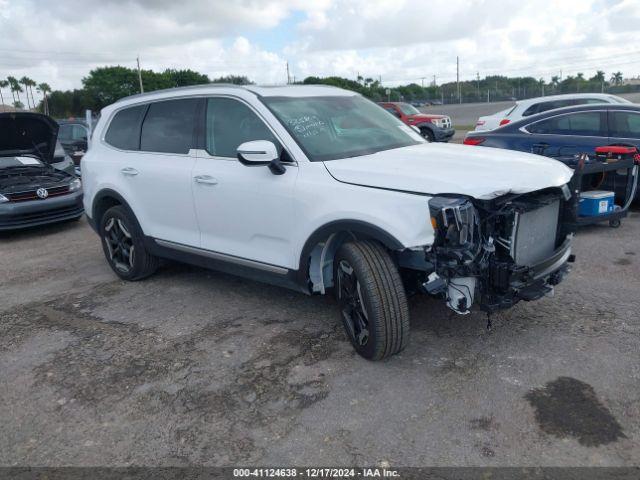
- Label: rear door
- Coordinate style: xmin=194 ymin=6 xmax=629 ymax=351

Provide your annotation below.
xmin=108 ymin=98 xmax=202 ymax=246
xmin=608 ymin=110 xmax=640 ymax=148
xmin=606 ymin=109 xmax=640 ymax=198
xmin=523 ymin=110 xmax=608 ymax=159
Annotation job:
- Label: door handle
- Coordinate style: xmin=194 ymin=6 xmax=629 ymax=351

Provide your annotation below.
xmin=194 ymin=175 xmax=218 ymax=185
xmin=120 ymin=167 xmax=139 ymax=176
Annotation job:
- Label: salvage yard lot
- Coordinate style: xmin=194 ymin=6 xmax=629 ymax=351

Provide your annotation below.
xmin=1 ymin=212 xmax=639 ymax=466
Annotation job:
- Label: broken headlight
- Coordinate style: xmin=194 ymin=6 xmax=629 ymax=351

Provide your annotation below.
xmin=429 ymin=196 xmax=479 ymax=251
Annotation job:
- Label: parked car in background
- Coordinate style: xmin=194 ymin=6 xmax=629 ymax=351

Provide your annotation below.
xmin=379 ymin=102 xmax=454 ymax=142
xmin=83 ymin=84 xmax=575 ymax=360
xmin=464 ymin=103 xmax=640 ymax=198
xmin=57 ymin=119 xmax=91 ymax=175
xmin=52 ymin=140 xmax=77 ymax=176
xmin=0 ymin=112 xmax=84 ymax=231
xmin=474 ymin=93 xmax=632 ymax=131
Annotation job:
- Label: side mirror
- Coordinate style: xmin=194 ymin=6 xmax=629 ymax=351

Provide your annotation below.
xmin=237 ymin=140 xmax=285 ymax=175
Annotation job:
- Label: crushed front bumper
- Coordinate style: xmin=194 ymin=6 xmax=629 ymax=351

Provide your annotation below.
xmin=0 ymin=190 xmax=84 ymax=231
xmin=482 ymin=237 xmax=573 ymax=312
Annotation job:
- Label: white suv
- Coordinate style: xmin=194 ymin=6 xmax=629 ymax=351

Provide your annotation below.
xmin=83 ymin=84 xmax=576 ymax=360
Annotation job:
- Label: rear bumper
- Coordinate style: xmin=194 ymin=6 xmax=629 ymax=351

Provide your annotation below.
xmin=433 ymin=127 xmax=455 ymax=142
xmin=0 ymin=190 xmax=84 ymax=231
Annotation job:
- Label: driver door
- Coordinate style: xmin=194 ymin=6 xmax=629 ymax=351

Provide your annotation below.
xmin=191 ymin=97 xmax=298 ymax=269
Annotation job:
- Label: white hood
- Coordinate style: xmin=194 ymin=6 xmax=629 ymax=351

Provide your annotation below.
xmin=323 ymin=143 xmax=574 ymax=200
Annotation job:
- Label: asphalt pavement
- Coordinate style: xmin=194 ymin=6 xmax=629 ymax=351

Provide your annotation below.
xmin=1 ymin=207 xmax=639 ymax=467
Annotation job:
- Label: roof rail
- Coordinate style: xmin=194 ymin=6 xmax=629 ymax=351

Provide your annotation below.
xmin=114 ymin=83 xmax=249 ymax=103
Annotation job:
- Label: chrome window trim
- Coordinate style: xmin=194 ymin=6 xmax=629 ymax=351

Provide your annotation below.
xmin=520 ymin=109 xmax=608 ymax=138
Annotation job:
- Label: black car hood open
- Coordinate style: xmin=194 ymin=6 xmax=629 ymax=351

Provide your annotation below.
xmin=0 ymin=112 xmax=59 ymax=163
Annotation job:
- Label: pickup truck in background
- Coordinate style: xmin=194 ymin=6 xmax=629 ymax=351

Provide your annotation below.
xmin=379 ymin=101 xmax=455 ymax=142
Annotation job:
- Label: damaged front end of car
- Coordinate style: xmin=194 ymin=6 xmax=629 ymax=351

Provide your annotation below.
xmin=419 ymin=185 xmax=575 ymax=314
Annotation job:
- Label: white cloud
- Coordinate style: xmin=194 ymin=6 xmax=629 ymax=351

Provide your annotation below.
xmin=288 ymin=0 xmax=640 ymax=85
xmin=0 ymin=0 xmax=639 ymax=98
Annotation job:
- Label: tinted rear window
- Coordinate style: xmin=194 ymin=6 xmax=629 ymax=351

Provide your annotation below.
xmin=527 ymin=112 xmax=605 ymax=136
xmin=140 ymin=99 xmax=199 ymax=154
xmin=610 ymin=111 xmax=640 ymax=138
xmin=105 ymin=105 xmax=146 ymax=150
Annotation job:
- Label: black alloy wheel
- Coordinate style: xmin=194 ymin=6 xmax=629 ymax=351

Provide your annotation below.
xmin=103 ymin=215 xmax=135 ymax=274
xmin=337 ymin=259 xmax=370 ymax=347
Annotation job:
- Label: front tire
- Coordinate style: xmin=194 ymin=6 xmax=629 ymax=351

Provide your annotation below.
xmin=99 ymin=205 xmax=158 ymax=281
xmin=421 ymin=128 xmax=435 ymax=142
xmin=334 ymin=240 xmax=410 ymax=360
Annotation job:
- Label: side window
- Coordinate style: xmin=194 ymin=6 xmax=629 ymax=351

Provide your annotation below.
xmin=58 ymin=125 xmax=72 ymax=141
xmin=105 ymin=105 xmax=146 ymax=150
xmin=384 ymin=106 xmax=401 ymax=117
xmin=528 ymin=112 xmax=604 ymax=136
xmin=610 ymin=112 xmax=640 ymax=138
xmin=205 ymin=98 xmax=279 ymax=157
xmin=71 ymin=125 xmax=88 ymax=141
xmin=140 ymin=98 xmax=199 ymax=154
xmin=522 ymin=104 xmax=539 ymax=117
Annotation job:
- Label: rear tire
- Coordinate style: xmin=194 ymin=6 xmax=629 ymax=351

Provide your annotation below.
xmin=334 ymin=240 xmax=410 ymax=360
xmin=99 ymin=205 xmax=158 ymax=281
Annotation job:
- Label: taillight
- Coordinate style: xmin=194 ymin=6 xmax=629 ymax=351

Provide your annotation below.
xmin=463 ymin=137 xmax=485 ymax=145
xmin=499 ymin=119 xmax=510 ymax=126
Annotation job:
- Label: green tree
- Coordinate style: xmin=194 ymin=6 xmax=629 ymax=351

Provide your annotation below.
xmin=0 ymin=80 xmax=8 ymax=111
xmin=37 ymin=82 xmax=51 ymax=115
xmin=7 ymin=76 xmax=22 ymax=106
xmin=610 ymin=72 xmax=623 ymax=85
xmin=82 ymin=66 xmax=143 ymax=108
xmin=19 ymin=76 xmax=33 ymax=109
xmin=211 ymin=75 xmax=253 ymax=85
xmin=26 ymin=78 xmax=38 ymax=109
xmin=163 ymin=68 xmax=209 ymax=87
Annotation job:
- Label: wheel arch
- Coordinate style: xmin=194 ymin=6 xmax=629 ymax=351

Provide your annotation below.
xmin=296 ymin=220 xmax=405 ymax=294
xmin=414 ymin=122 xmax=435 ymax=136
xmin=91 ymin=188 xmax=138 ymax=231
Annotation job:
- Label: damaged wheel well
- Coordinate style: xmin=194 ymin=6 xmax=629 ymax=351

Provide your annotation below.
xmin=297 ymin=221 xmax=404 ymax=294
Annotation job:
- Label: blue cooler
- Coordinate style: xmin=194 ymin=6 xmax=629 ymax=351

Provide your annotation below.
xmin=579 ymin=190 xmax=615 ymax=217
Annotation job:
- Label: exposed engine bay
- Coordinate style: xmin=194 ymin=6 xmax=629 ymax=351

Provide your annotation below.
xmin=0 ymin=156 xmax=71 ymax=193
xmin=419 ymin=185 xmax=575 ymax=314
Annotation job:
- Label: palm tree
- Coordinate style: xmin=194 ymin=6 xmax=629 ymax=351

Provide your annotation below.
xmin=6 ymin=76 xmax=17 ymax=104
xmin=610 ymin=72 xmax=623 ymax=85
xmin=7 ymin=76 xmax=23 ymax=108
xmin=19 ymin=76 xmax=32 ymax=109
xmin=21 ymin=77 xmax=37 ymax=109
xmin=37 ymin=82 xmax=51 ymax=115
xmin=0 ymin=80 xmax=8 ymax=111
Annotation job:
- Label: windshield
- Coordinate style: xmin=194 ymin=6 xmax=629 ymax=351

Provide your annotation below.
xmin=397 ymin=103 xmax=420 ymax=115
xmin=262 ymin=95 xmax=424 ymax=161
